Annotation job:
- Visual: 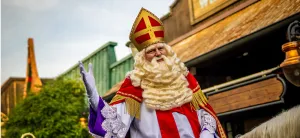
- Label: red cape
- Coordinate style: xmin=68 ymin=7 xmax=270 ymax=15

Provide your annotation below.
xmin=110 ymin=72 xmax=227 ymax=138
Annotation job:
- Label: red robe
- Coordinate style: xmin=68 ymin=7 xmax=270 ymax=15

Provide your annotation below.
xmin=110 ymin=72 xmax=227 ymax=138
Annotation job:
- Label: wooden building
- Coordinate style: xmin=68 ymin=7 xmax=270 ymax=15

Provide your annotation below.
xmin=1 ymin=77 xmax=52 ymax=115
xmin=1 ymin=38 xmax=52 ymax=116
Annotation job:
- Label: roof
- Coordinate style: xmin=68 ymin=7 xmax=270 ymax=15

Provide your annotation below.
xmin=171 ymin=0 xmax=300 ymax=62
xmin=1 ymin=77 xmax=53 ymax=94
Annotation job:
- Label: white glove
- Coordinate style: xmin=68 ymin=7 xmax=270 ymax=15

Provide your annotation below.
xmin=79 ymin=61 xmax=99 ymax=111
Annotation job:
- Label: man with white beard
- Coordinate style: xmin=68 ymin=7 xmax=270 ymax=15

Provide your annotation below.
xmin=79 ymin=8 xmax=226 ymax=138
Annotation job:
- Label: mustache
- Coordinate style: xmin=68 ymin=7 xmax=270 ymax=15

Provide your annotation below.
xmin=150 ymin=55 xmax=173 ymax=75
xmin=151 ymin=55 xmax=172 ymax=67
xmin=152 ymin=56 xmax=163 ymax=61
xmin=150 ymin=56 xmax=169 ymax=68
xmin=141 ymin=55 xmax=173 ymax=75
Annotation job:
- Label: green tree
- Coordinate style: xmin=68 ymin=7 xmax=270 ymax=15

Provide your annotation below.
xmin=4 ymin=79 xmax=91 ymax=138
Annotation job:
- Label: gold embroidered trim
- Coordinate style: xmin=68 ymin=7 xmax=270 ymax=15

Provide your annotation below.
xmin=190 ymin=89 xmax=208 ymax=110
xmin=117 ymin=91 xmax=142 ymax=102
xmin=192 ymin=84 xmax=200 ymax=92
xmin=110 ymin=94 xmax=141 ymax=119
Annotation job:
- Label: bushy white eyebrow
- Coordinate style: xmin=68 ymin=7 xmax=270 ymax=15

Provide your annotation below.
xmin=146 ymin=47 xmax=155 ymax=52
xmin=146 ymin=44 xmax=165 ymax=52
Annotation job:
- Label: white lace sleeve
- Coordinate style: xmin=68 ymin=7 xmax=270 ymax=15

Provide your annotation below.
xmin=102 ymin=105 xmax=128 ymax=138
xmin=89 ymin=102 xmax=129 ymax=138
xmin=198 ymin=109 xmax=219 ymax=138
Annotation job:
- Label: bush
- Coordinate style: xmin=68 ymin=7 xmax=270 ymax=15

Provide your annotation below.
xmin=4 ymin=79 xmax=91 ymax=138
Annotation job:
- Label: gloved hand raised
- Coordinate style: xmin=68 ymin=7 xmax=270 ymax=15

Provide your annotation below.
xmin=79 ymin=61 xmax=99 ymax=111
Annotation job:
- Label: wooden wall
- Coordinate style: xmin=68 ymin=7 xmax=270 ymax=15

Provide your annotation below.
xmin=208 ymin=76 xmax=284 ymax=114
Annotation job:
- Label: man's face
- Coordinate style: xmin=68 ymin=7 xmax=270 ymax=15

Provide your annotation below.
xmin=145 ymin=44 xmax=167 ymax=62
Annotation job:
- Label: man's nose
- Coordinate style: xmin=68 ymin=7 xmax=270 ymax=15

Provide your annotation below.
xmin=155 ymin=49 xmax=162 ymax=56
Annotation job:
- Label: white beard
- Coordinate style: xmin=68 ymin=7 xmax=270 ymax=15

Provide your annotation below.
xmin=136 ymin=55 xmax=193 ymax=110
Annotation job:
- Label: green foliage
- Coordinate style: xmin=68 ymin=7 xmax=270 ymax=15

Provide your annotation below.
xmin=4 ymin=79 xmax=92 ymax=138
